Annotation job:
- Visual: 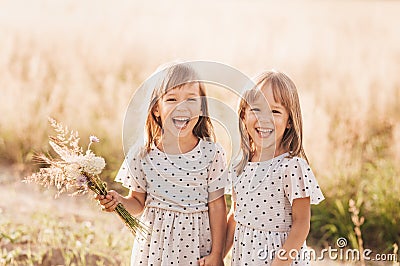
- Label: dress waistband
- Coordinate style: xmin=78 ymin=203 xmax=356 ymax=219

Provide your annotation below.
xmin=236 ymin=220 xmax=290 ymax=233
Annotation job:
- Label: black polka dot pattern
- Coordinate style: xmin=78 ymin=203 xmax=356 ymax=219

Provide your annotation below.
xmin=114 ymin=140 xmax=229 ymax=265
xmin=131 ymin=207 xmax=212 ymax=265
xmin=232 ymin=226 xmax=311 ymax=266
xmin=231 ymin=153 xmax=324 ymax=265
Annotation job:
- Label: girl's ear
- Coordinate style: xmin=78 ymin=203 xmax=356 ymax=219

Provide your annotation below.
xmin=286 ymin=119 xmax=291 ymax=129
xmin=153 ymin=105 xmax=160 ymax=117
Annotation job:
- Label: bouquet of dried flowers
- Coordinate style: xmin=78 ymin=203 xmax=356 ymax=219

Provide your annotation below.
xmin=24 ymin=118 xmax=148 ymax=237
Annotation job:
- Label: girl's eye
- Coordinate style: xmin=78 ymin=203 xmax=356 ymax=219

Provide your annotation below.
xmin=187 ymin=98 xmax=197 ymax=102
xmin=272 ymin=110 xmax=281 ymax=114
xmin=165 ymin=98 xmax=176 ymax=102
xmin=250 ymin=108 xmax=260 ymax=112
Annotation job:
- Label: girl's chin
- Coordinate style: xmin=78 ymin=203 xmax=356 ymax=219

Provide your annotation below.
xmin=164 ymin=127 xmax=195 ymax=138
xmin=253 ymin=136 xmax=274 ymax=146
xmin=164 ymin=120 xmax=199 ymax=136
xmin=253 ymin=141 xmax=275 ymax=151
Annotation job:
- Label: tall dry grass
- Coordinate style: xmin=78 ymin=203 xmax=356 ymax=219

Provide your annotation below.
xmin=0 ymin=0 xmax=399 ymax=264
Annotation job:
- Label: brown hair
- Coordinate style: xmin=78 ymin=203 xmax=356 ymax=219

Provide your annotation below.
xmin=236 ymin=70 xmax=308 ymax=175
xmin=143 ymin=62 xmax=215 ymax=154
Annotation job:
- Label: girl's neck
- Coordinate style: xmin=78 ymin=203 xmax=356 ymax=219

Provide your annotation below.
xmin=157 ymin=133 xmax=199 ymax=155
xmin=251 ymin=146 xmax=288 ymax=162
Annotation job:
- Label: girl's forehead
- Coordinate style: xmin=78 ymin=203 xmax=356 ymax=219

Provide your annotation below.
xmin=245 ymin=88 xmax=283 ymax=108
xmin=164 ymin=82 xmax=200 ymax=95
xmin=248 ymin=91 xmax=268 ymax=105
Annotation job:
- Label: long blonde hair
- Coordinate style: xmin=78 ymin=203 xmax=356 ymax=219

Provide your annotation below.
xmin=143 ymin=62 xmax=215 ymax=154
xmin=236 ymin=70 xmax=308 ymax=175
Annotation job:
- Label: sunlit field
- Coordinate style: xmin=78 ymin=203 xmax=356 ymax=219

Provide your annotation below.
xmin=1 ymin=0 xmax=399 ymax=265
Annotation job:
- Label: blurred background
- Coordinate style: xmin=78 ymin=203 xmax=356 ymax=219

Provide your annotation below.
xmin=0 ymin=0 xmax=399 ymax=265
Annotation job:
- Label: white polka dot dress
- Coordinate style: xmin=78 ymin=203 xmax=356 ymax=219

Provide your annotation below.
xmin=231 ymin=153 xmax=324 ymax=266
xmin=115 ymin=139 xmax=229 ymax=265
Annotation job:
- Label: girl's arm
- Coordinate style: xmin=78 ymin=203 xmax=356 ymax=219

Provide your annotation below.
xmin=209 ymin=196 xmax=227 ymax=257
xmin=271 ymin=197 xmax=310 ymax=266
xmin=224 ymin=193 xmax=236 ymax=258
xmin=97 ymin=190 xmax=146 ymax=216
xmin=200 ymin=196 xmax=227 ymax=266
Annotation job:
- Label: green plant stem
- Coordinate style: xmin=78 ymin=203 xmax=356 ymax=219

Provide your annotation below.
xmin=84 ymin=172 xmax=149 ymax=237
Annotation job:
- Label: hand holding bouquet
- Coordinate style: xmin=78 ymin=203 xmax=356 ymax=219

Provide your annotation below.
xmin=24 ymin=118 xmax=148 ymax=237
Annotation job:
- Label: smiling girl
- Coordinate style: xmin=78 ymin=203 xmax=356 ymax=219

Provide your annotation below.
xmin=97 ymin=62 xmax=228 ymax=266
xmin=225 ymin=70 xmax=324 ymax=266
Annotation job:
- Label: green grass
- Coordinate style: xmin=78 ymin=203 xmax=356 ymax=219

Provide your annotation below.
xmin=0 ymin=209 xmax=132 ymax=266
xmin=0 ymin=177 xmax=133 ymax=266
xmin=309 ymin=118 xmax=400 ymax=256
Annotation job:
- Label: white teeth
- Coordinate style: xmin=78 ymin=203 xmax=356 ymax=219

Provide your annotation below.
xmin=172 ymin=117 xmax=190 ymax=129
xmin=256 ymin=128 xmax=273 ymax=133
xmin=173 ymin=116 xmax=190 ymax=121
xmin=255 ymin=127 xmax=273 ymax=138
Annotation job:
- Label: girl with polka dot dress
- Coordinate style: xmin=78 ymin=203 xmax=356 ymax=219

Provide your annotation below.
xmin=97 ymin=63 xmax=228 ymax=265
xmin=225 ymin=71 xmax=324 ymax=266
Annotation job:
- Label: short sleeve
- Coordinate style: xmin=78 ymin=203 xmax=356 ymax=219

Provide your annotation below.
xmin=207 ymin=143 xmax=229 ymax=202
xmin=283 ymin=157 xmax=324 ymax=205
xmin=114 ymin=151 xmax=147 ymax=193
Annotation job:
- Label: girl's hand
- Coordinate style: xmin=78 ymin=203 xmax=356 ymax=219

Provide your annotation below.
xmin=198 ymin=252 xmax=224 ymax=266
xmin=95 ymin=190 xmax=121 ymax=212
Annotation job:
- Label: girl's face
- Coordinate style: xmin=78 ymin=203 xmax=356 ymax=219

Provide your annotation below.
xmin=244 ymin=83 xmax=290 ymax=155
xmin=154 ymin=82 xmax=202 ymax=139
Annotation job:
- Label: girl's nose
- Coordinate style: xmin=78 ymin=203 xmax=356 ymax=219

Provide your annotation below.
xmin=175 ymin=101 xmax=189 ymax=111
xmin=256 ymin=113 xmax=274 ymax=123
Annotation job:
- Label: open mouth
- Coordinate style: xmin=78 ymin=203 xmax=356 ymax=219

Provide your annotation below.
xmin=255 ymin=127 xmax=273 ymax=138
xmin=172 ymin=117 xmax=190 ymax=130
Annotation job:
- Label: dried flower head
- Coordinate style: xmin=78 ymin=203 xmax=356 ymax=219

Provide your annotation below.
xmin=89 ymin=135 xmax=100 ymax=143
xmin=24 ymin=118 xmax=106 ymax=196
xmin=24 ymin=118 xmax=149 ymax=237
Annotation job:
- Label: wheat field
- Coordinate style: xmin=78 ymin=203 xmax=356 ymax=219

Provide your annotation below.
xmin=0 ymin=0 xmax=399 ymax=265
